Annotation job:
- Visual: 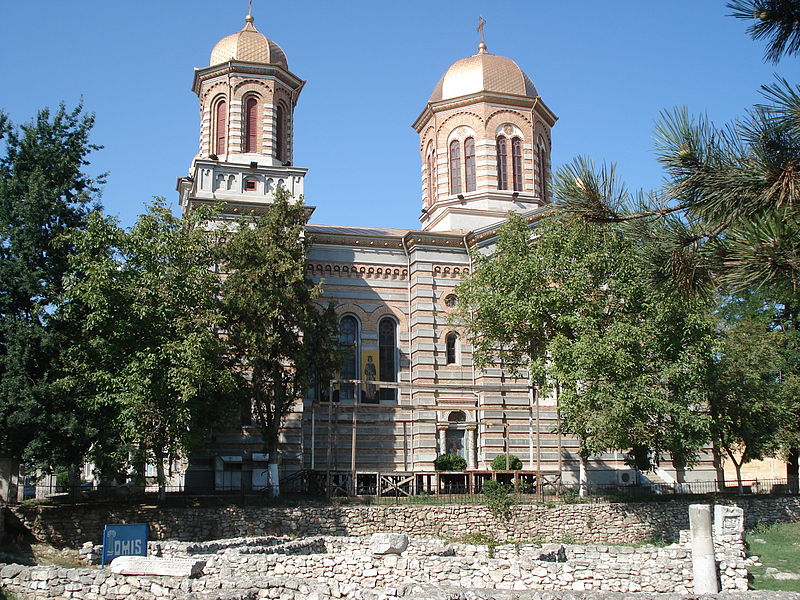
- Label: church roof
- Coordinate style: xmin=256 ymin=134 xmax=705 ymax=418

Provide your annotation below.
xmin=209 ymin=14 xmax=288 ymax=70
xmin=306 ymin=225 xmax=412 ymax=237
xmin=429 ymin=49 xmax=538 ymax=103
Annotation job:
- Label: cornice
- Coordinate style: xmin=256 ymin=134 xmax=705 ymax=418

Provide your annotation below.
xmin=193 ymin=61 xmax=306 ymax=96
xmin=412 ymin=93 xmax=558 ymax=132
xmin=186 ymin=198 xmax=316 ymax=220
xmin=465 ymin=205 xmax=552 ymax=246
xmin=307 ymin=228 xmax=468 ymax=251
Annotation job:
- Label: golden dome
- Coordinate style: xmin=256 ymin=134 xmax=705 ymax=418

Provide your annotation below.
xmin=429 ymin=49 xmax=538 ymax=103
xmin=209 ymin=16 xmax=288 ymax=70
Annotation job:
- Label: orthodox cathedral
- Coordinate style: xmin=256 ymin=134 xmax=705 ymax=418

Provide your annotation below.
xmin=177 ymin=11 xmax=716 ymax=494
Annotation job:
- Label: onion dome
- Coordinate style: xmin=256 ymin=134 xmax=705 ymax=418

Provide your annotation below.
xmin=429 ymin=43 xmax=537 ymax=103
xmin=209 ymin=13 xmax=288 ymax=70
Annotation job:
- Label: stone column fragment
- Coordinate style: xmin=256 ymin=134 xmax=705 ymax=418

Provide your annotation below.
xmin=689 ymin=503 xmax=719 ymax=594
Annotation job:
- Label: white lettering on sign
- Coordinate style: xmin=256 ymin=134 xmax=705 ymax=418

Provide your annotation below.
xmin=113 ymin=539 xmax=144 ymax=556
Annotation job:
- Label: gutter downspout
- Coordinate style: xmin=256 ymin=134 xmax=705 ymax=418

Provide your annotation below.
xmin=463 ymin=233 xmax=481 ymax=468
xmin=226 ymin=69 xmax=233 ymax=161
xmin=401 ymin=235 xmax=414 ymax=470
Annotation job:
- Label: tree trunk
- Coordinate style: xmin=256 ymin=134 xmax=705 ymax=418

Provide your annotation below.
xmin=579 ymin=452 xmax=589 ymax=498
xmin=0 ymin=457 xmax=20 ymax=504
xmin=154 ymin=448 xmax=167 ymax=502
xmin=67 ymin=464 xmax=80 ymax=501
xmin=131 ymin=443 xmax=146 ymax=491
xmin=725 ymin=447 xmax=744 ymax=496
xmin=672 ymin=453 xmax=686 ymax=484
xmin=788 ymin=448 xmax=799 ymax=494
xmin=267 ymin=434 xmax=280 ymax=497
xmin=712 ymin=441 xmax=726 ymax=490
xmin=735 ymin=461 xmax=744 ymax=496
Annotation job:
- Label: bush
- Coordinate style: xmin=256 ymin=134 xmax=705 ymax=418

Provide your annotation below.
xmin=433 ymin=453 xmax=467 ymax=471
xmin=560 ymin=488 xmax=580 ymax=504
xmin=491 ymin=454 xmax=523 ymax=470
xmin=482 ymin=479 xmax=514 ymax=516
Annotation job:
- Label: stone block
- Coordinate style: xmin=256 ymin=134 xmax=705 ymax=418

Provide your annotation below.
xmin=109 ymin=556 xmax=206 ymax=578
xmin=369 ymin=533 xmax=408 ymax=555
xmin=714 ymin=504 xmax=744 ymax=538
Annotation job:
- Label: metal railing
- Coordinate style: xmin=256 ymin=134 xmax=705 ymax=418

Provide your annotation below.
xmin=11 ymin=474 xmax=796 ymax=506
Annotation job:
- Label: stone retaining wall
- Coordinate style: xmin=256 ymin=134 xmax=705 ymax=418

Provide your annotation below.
xmin=7 ymin=496 xmax=800 ymax=549
xmin=0 ymin=537 xmax=748 ymax=599
xmin=0 ymin=565 xmax=788 ymax=600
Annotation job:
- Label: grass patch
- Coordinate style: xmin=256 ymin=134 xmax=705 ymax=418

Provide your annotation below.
xmin=746 ymin=521 xmax=800 ymax=592
xmin=447 ymin=533 xmax=502 ymax=557
xmin=0 ymin=542 xmax=86 ymax=569
xmin=0 ymin=590 xmax=21 ymax=600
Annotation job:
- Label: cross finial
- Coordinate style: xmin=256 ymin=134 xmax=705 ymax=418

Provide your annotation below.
xmin=476 ymin=16 xmax=487 ymax=53
xmin=246 ymin=0 xmax=254 ymax=23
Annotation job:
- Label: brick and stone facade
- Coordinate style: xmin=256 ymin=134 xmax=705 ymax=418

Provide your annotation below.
xmin=171 ymin=14 xmax=719 ymax=493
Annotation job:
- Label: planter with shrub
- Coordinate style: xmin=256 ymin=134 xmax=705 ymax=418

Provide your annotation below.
xmin=490 ymin=454 xmax=523 ymax=470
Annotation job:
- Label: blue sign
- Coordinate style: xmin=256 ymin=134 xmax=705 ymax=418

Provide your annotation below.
xmin=101 ymin=523 xmax=148 ymax=567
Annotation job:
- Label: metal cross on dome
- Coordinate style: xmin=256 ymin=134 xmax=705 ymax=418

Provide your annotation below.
xmin=477 ymin=16 xmax=487 ymax=52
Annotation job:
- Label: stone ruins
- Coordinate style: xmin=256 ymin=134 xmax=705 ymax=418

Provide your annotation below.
xmin=0 ymin=505 xmax=753 ymax=600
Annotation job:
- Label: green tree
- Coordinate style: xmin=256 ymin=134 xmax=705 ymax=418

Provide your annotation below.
xmin=456 ymin=213 xmax=715 ymax=496
xmin=728 ymin=0 xmax=800 ymax=63
xmin=555 ymin=1 xmax=800 ymax=486
xmin=219 ymin=189 xmax=339 ymax=496
xmin=0 ymin=105 xmax=102 ymax=484
xmin=710 ymin=306 xmax=788 ymax=495
xmin=62 ymin=200 xmax=238 ymax=498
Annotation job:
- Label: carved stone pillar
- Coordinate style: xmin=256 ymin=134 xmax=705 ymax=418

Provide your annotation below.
xmin=466 ymin=425 xmax=477 ymax=469
xmin=437 ymin=425 xmax=448 ymax=456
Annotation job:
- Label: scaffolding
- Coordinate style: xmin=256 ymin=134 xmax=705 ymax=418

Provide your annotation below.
xmin=306 ymin=378 xmax=564 ymax=497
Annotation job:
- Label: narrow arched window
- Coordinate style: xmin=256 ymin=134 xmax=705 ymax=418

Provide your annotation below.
xmin=537 ymin=144 xmax=548 ymax=200
xmin=339 ymin=316 xmax=359 ymax=400
xmin=445 ymin=332 xmax=458 ymax=365
xmin=464 ymin=137 xmax=476 ymax=193
xmin=449 ymin=140 xmax=462 ymax=195
xmin=426 ymin=152 xmax=435 ymax=207
xmin=244 ymin=97 xmax=258 ymax=153
xmin=215 ymin=100 xmax=227 ymax=155
xmin=496 ymin=137 xmax=508 ymax=190
xmin=511 ymin=137 xmax=523 ymax=191
xmin=378 ymin=318 xmax=397 ymax=401
xmin=275 ymin=105 xmax=285 ymax=161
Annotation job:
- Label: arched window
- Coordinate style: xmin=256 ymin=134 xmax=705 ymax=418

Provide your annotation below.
xmin=338 ymin=316 xmax=359 ymax=400
xmin=244 ymin=97 xmax=258 ymax=153
xmin=496 ymin=137 xmax=508 ymax=190
xmin=275 ymin=104 xmax=285 ymax=161
xmin=445 ymin=332 xmax=459 ymax=365
xmin=378 ymin=317 xmax=397 ymax=401
xmin=448 ymin=411 xmax=466 ymax=423
xmin=426 ymin=149 xmax=435 ymax=207
xmin=215 ymin=99 xmax=227 ymax=155
xmin=511 ymin=137 xmax=523 ymax=191
xmin=537 ymin=143 xmax=548 ymax=200
xmin=464 ymin=137 xmax=476 ymax=193
xmin=449 ymin=140 xmax=462 ymax=195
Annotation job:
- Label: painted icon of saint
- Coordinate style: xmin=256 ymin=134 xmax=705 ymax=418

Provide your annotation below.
xmin=364 ymin=355 xmax=377 ymax=400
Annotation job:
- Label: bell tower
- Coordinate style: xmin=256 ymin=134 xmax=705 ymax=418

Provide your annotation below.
xmin=178 ymin=8 xmax=308 ymax=216
xmin=411 ymin=21 xmax=557 ymax=232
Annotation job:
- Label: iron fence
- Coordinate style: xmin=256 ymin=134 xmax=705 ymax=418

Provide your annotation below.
xmin=9 ymin=474 xmax=796 ymax=506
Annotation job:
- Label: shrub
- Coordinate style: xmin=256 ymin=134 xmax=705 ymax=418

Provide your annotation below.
xmin=491 ymin=454 xmax=523 ymax=470
xmin=433 ymin=453 xmax=467 ymax=471
xmin=482 ymin=479 xmax=514 ymax=517
xmin=560 ymin=488 xmax=580 ymax=504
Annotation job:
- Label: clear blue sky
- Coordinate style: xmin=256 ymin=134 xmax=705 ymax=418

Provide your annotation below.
xmin=0 ymin=1 xmax=793 ymax=229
